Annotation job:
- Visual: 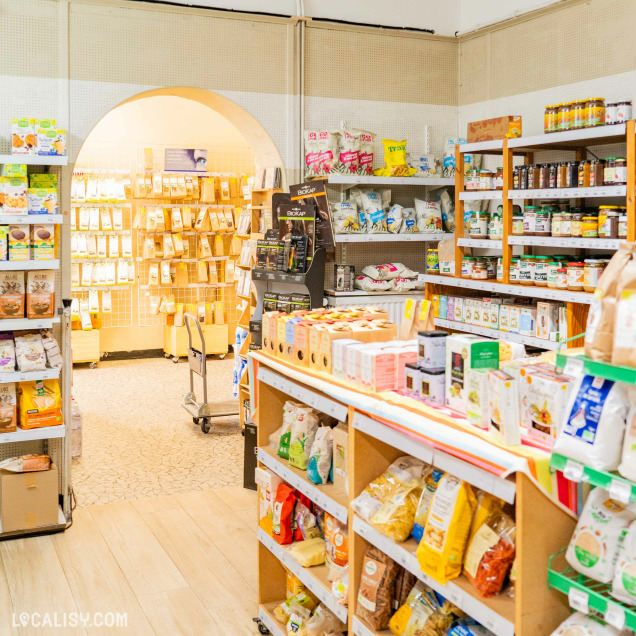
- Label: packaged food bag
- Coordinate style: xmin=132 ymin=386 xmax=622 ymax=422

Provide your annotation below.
xmin=0 ymin=383 xmax=17 ymax=433
xmin=361 ymin=263 xmax=410 ymax=281
xmin=18 ymin=379 xmax=63 ymax=429
xmin=318 ymin=130 xmax=339 ymax=175
xmin=288 ymin=406 xmax=320 ymax=470
xmin=356 ymin=545 xmax=399 ymax=630
xmin=324 ymin=513 xmax=348 ymax=581
xmin=393 ymin=569 xmax=418 ymax=610
xmin=0 ymin=453 xmax=50 ymax=472
xmin=274 ymin=592 xmax=318 ymax=625
xmin=331 ymin=201 xmax=360 ymax=233
xmin=354 ymin=275 xmax=391 ymax=292
xmin=447 ymin=618 xmax=496 ymax=635
xmin=412 ymin=468 xmax=444 ymax=543
xmin=356 ymin=130 xmax=375 ymax=176
xmin=276 ymin=401 xmax=302 ymax=460
xmin=566 ymin=486 xmax=636 ymax=583
xmin=307 ymin=426 xmax=332 ymax=485
xmin=416 ymin=474 xmax=477 ymax=584
xmin=550 ymin=612 xmax=621 ymax=635
xmin=389 ymin=581 xmax=453 ymax=635
xmin=360 ymin=190 xmax=386 ymax=233
xmin=386 ymin=205 xmax=404 ymax=234
xmin=306 ymin=604 xmax=344 ymax=636
xmin=611 ymin=255 xmax=636 ymax=367
xmin=286 ymin=571 xmax=306 ymax=599
xmin=469 ymin=492 xmax=504 ymax=542
xmin=287 ymin=537 xmax=326 ymax=567
xmin=286 ymin=600 xmax=311 ymax=636
xmin=336 ymin=130 xmax=360 ymax=174
xmin=272 ymin=483 xmax=296 ymax=545
xmin=554 ymin=376 xmax=629 ymax=471
xmin=611 ymin=519 xmax=636 ymax=605
xmin=415 ymin=198 xmax=442 ymax=233
xmin=401 ymin=207 xmax=418 ymax=233
xmin=374 ymin=139 xmax=416 ymax=178
xmin=619 ymin=404 xmax=636 ymax=482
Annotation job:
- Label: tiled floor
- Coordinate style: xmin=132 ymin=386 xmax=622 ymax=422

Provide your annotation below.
xmin=71 ymin=357 xmax=244 ymax=507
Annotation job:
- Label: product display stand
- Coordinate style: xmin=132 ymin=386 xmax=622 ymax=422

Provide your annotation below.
xmin=251 ymin=352 xmax=576 ymax=635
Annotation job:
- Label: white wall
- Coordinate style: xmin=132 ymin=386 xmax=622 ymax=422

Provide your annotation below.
xmin=458 ymin=0 xmax=562 ymax=33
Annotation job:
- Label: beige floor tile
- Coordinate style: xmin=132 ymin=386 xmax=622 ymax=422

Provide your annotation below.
xmin=207 ymin=601 xmax=260 ymax=636
xmin=130 ymin=495 xmax=183 ymax=516
xmin=89 ymin=502 xmax=188 ymax=597
xmin=0 ymin=557 xmax=17 ymax=636
xmin=236 ymin=508 xmax=257 ymax=533
xmin=86 ymin=616 xmax=156 ymax=636
xmin=212 ymin=485 xmax=258 ymax=511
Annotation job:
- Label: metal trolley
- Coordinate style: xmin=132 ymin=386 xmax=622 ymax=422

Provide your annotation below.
xmin=182 ymin=314 xmax=239 ymax=433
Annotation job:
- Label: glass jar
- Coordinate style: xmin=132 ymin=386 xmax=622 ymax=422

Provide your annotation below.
xmin=557 ymin=162 xmax=567 ymax=188
xmin=556 ymin=267 xmax=568 ymax=289
xmin=486 ymin=258 xmax=497 ymax=279
xmin=567 ymin=262 xmax=585 ymax=291
xmin=559 ymin=103 xmax=572 ymax=130
xmin=604 ymin=157 xmax=616 ymax=185
xmin=518 ymin=255 xmax=534 ymax=286
xmin=427 ymin=248 xmax=439 ymax=272
xmin=510 ymin=258 xmax=519 ymax=282
xmin=566 ymin=161 xmax=579 ymax=188
xmin=512 ymin=166 xmax=520 ymax=190
xmin=619 ymin=212 xmax=628 ymax=238
xmin=616 ymin=101 xmax=633 ymax=123
xmin=545 ymin=105 xmax=559 ymax=133
xmin=470 ymin=211 xmax=489 ymax=239
xmin=547 ymin=262 xmax=560 ymax=288
xmin=479 ymin=169 xmax=494 ymax=191
xmin=519 ymin=165 xmax=529 ymax=190
xmin=497 ymin=257 xmax=504 ymax=281
xmin=473 ymin=258 xmax=488 ymax=280
xmin=586 ymin=97 xmax=605 ymax=127
xmin=535 ymin=210 xmax=551 ymax=236
xmin=489 ymin=213 xmax=503 ymax=240
xmin=572 ymin=101 xmax=586 ymax=128
xmin=561 ymin=211 xmax=573 ymax=237
xmin=528 ymin=164 xmax=540 ymax=189
xmin=523 ymin=205 xmax=538 ymax=236
xmin=590 ymin=159 xmax=605 ymax=187
xmin=578 ymin=160 xmax=591 ymax=188
xmin=494 ymin=167 xmax=503 ymax=190
xmin=539 ymin=163 xmax=550 ymax=189
xmin=582 ymin=215 xmax=599 ymax=238
xmin=600 ymin=209 xmax=620 ymax=238
xmin=549 ymin=163 xmax=558 ymax=188
xmin=534 ymin=256 xmax=550 ymax=287
xmin=552 ymin=212 xmax=563 ymax=237
xmin=461 ymin=256 xmax=475 ymax=279
xmin=571 ymin=211 xmax=584 ymax=237
xmin=584 ymin=260 xmax=605 ymax=292
xmin=512 ymin=214 xmax=524 ymax=235
xmin=606 ymin=103 xmax=618 ymax=125
xmin=465 ymin=169 xmax=479 ymax=190
xmin=614 ymin=157 xmax=627 ymax=185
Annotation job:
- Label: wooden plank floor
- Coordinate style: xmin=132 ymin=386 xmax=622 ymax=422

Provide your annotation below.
xmin=0 ymin=487 xmax=258 ymax=636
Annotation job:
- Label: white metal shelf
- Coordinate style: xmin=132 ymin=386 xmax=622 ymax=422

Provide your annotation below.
xmin=434 ymin=317 xmax=559 ymax=350
xmin=258 ymin=529 xmax=348 ymax=623
xmin=352 ymin=517 xmax=515 ymax=636
xmin=0 ymin=155 xmax=67 ymax=166
xmin=458 ymin=139 xmax=504 ymax=153
xmin=0 ymin=214 xmax=64 ymax=224
xmin=507 ymin=123 xmax=627 ymax=150
xmin=70 ymin=202 xmax=131 ymax=207
xmin=353 ymin=412 xmax=515 ymax=503
xmin=0 ymin=316 xmax=60 ymax=329
xmin=327 ymin=175 xmax=455 ymax=187
xmin=72 ymin=285 xmax=131 ymax=292
xmin=459 ymin=191 xmax=503 ymax=200
xmin=72 ymin=258 xmax=133 ymax=263
xmin=0 ymin=260 xmax=59 ymax=271
xmin=136 ymin=257 xmax=229 ymax=263
xmin=0 ymin=368 xmax=60 ymax=384
xmin=457 ymin=238 xmax=502 ymax=249
xmin=421 ymin=274 xmax=594 ymax=303
xmin=258 ymin=604 xmax=285 ymax=636
xmin=0 ymin=425 xmax=65 ymax=444
xmin=509 ymin=185 xmax=626 ymax=199
xmin=508 ymin=236 xmax=623 ymax=249
xmin=258 ymin=447 xmax=348 ymax=524
xmin=335 ymin=232 xmax=451 ymax=243
xmin=71 ymin=230 xmax=131 ymax=236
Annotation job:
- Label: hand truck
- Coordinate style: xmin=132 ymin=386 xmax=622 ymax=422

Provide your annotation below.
xmin=182 ymin=313 xmax=239 ymax=433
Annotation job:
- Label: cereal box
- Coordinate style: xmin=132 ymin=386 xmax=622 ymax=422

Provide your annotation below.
xmin=8 ymin=225 xmax=29 ymax=261
xmin=0 ymin=164 xmax=27 ymax=178
xmin=523 ymin=371 xmax=574 ymax=444
xmin=488 ymin=370 xmax=520 ymax=446
xmin=28 ymin=188 xmax=58 ymax=215
xmin=31 ymin=225 xmax=55 ymax=260
xmin=0 ymin=177 xmax=28 ymax=213
xmin=11 ymin=118 xmax=37 ymax=154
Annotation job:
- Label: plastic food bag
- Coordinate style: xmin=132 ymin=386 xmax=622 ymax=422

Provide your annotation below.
xmin=374 ymin=139 xmax=416 ymax=178
xmin=554 ymin=376 xmax=629 ymax=471
xmin=287 ymin=537 xmax=326 ymax=567
xmin=355 ymin=129 xmax=375 ymax=176
xmin=274 ymin=592 xmax=318 ymax=624
xmin=337 ymin=130 xmax=360 ymax=174
xmin=447 ymin=618 xmax=496 ymax=635
xmin=287 ymin=571 xmax=306 ymax=599
xmin=304 ymin=130 xmax=321 ymax=177
xmin=0 ymin=454 xmax=50 ymax=472
xmin=15 ymin=334 xmax=46 ymax=372
xmin=612 ymin=519 xmax=636 ymax=605
xmin=332 ymin=566 xmax=348 ymax=606
xmin=389 ymin=581 xmax=453 ymax=635
xmin=286 ymin=600 xmax=311 ymax=636
xmin=331 ymin=201 xmax=360 ymax=233
xmin=325 ymin=513 xmax=348 ymax=581
xmin=415 ymin=198 xmax=442 ymax=233
xmin=19 ymin=379 xmax=62 ymax=429
xmin=361 ymin=263 xmax=408 ymax=281
xmin=354 ymin=275 xmax=391 ymax=292
xmin=306 ymin=604 xmax=344 ymax=636
xmin=438 ymin=189 xmax=455 ymax=232
xmin=288 ymin=406 xmax=320 ymax=470
xmin=272 ymin=483 xmax=296 ymax=545
xmin=469 ymin=492 xmax=504 ymax=542
xmin=464 ymin=511 xmax=516 ymax=597
xmin=410 ymin=153 xmax=439 ymax=177
xmin=356 ymin=545 xmax=399 ymax=630
xmin=417 ymin=475 xmax=477 ymax=584
xmin=278 ymin=401 xmax=303 ymax=460
xmin=386 ymin=205 xmax=404 ymax=234
xmin=307 ymin=426 xmax=333 ymax=485
xmin=401 ymin=207 xmax=418 ymax=233
xmin=361 ymin=190 xmax=386 ymax=233
xmin=295 ymin=501 xmax=322 ymax=540
xmin=412 ymin=468 xmax=443 ymax=543
xmin=549 ymin=612 xmax=621 ymax=635
xmin=318 ymin=130 xmax=339 ymax=175
xmin=566 ymin=486 xmax=636 ymax=583
xmin=390 ymin=278 xmax=417 ymax=292
xmin=619 ymin=403 xmax=636 ymax=482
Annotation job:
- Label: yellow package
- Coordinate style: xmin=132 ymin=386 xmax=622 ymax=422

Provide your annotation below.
xmin=286 ymin=571 xmax=306 ymax=599
xmin=416 ymin=474 xmax=477 ymax=584
xmin=469 ymin=491 xmax=503 ymax=542
xmin=273 ymin=591 xmax=317 ymax=624
xmin=373 ymin=139 xmax=416 ymax=178
xmin=19 ymin=380 xmax=63 ymax=429
xmin=286 ymin=537 xmax=325 ymax=567
xmin=389 ymin=581 xmax=453 ymax=635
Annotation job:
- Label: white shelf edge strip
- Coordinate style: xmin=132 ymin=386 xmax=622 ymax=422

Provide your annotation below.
xmin=0 ymin=425 xmax=65 ymax=444
xmin=335 ymin=233 xmax=451 ymax=243
xmin=508 ymin=185 xmax=626 ymax=199
xmin=459 ymin=191 xmax=503 ymax=200
xmin=434 ymin=318 xmax=559 ymax=351
xmin=507 ymin=123 xmax=626 ymax=148
xmin=257 ymin=529 xmax=348 ymax=623
xmin=351 ymin=617 xmax=373 ymax=636
xmin=257 ymin=367 xmax=348 ymax=422
xmin=420 ymin=274 xmax=594 ymax=304
xmin=457 ymin=239 xmax=502 ymax=249
xmin=258 ymin=448 xmax=348 ymax=524
xmin=352 ymin=412 xmax=515 ymax=504
xmin=352 ymin=517 xmax=514 ymax=636
xmin=0 ymin=215 xmax=64 ymax=224
xmin=0 ymin=155 xmax=67 ymax=166
xmin=0 ymin=260 xmax=59 ymax=270
xmin=0 ymin=368 xmax=60 ymax=384
xmin=327 ymin=175 xmax=455 ymax=186
xmin=508 ymin=236 xmax=623 ymax=249
xmin=258 ymin=606 xmax=284 ymax=636
xmin=0 ymin=316 xmax=60 ymax=329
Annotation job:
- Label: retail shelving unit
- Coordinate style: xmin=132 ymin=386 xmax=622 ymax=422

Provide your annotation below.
xmin=427 ymin=122 xmax=636 ymax=349
xmin=252 ymin=352 xmax=575 ymax=635
xmin=0 ymin=154 xmax=70 ymax=539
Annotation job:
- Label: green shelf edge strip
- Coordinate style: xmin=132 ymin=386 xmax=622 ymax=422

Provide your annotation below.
xmin=555 ymin=353 xmax=636 ymax=385
xmin=550 ymin=453 xmax=636 ymax=503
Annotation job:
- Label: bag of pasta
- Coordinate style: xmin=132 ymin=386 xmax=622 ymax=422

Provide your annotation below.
xmin=356 ymin=545 xmax=399 ymax=630
xmin=389 ymin=580 xmax=454 ymax=636
xmin=464 ymin=511 xmax=516 ymax=598
xmin=274 ymin=592 xmax=318 ymax=624
xmin=416 ymin=475 xmax=477 ymax=584
xmin=374 ymin=139 xmax=417 ymax=178
xmin=351 ymin=456 xmax=427 ymax=542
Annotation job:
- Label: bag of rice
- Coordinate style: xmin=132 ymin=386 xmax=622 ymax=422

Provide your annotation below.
xmin=354 ymin=275 xmax=392 ymax=292
xmin=355 ymin=129 xmax=375 ymax=176
xmin=612 ymin=519 xmax=636 ymax=605
xmin=304 ymin=130 xmax=321 ymax=178
xmin=619 ymin=403 xmax=636 ymax=482
xmin=415 ymin=198 xmax=442 ymax=233
xmin=307 ymin=426 xmax=333 ymax=485
xmin=401 ymin=207 xmax=418 ymax=233
xmin=288 ymin=406 xmax=320 ymax=470
xmin=331 ymin=201 xmax=360 ymax=233
xmin=337 ymin=130 xmax=360 ymax=174
xmin=566 ymin=486 xmax=636 ymax=583
xmin=360 ymin=190 xmax=387 ymax=233
xmin=373 ymin=139 xmax=416 ymax=178
xmin=550 ymin=612 xmax=621 ymax=636
xmin=553 ymin=376 xmax=629 ymax=471
xmin=386 ymin=205 xmax=404 ymax=234
xmin=416 ymin=474 xmax=477 ymax=584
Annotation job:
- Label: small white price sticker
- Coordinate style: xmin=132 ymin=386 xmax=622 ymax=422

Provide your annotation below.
xmin=609 ymin=479 xmax=632 ymax=505
xmin=563 ymin=459 xmax=584 ymax=483
xmin=446 ymin=588 xmax=461 ymax=605
xmin=568 ymin=587 xmax=589 ymax=614
xmin=563 ymin=357 xmax=585 ymax=378
xmin=605 ymin=604 xmax=626 ymax=630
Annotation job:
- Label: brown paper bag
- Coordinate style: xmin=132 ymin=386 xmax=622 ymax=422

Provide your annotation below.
xmin=175 ymin=262 xmax=189 ymax=287
xmin=214 ymin=235 xmax=224 ymax=257
xmin=197 ymin=261 xmax=208 ymax=283
xmin=215 ymin=301 xmax=225 ymax=324
xmin=398 ymin=298 xmax=434 ymax=340
xmin=611 ymin=252 xmax=636 ymax=366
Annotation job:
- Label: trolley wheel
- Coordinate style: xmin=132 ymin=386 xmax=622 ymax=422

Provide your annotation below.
xmin=258 ymin=625 xmax=269 ymax=635
xmin=89 ymin=362 xmax=97 ymax=369
xmin=172 ymin=356 xmax=179 ymax=363
xmin=164 ymin=353 xmax=171 ymax=359
xmin=201 ymin=418 xmax=211 ymax=434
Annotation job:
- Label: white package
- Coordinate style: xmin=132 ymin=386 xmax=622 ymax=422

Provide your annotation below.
xmin=385 ymin=204 xmax=403 ymax=233
xmin=612 ymin=519 xmax=636 ymax=605
xmin=360 ymin=190 xmax=386 ymax=233
xmin=550 ymin=612 xmax=621 ymax=636
xmin=414 ymin=198 xmax=442 ymax=233
xmin=401 ymin=207 xmax=418 ymax=233
xmin=390 ymin=277 xmax=417 ymax=292
xmin=361 ymin=263 xmax=409 ymax=281
xmin=619 ymin=403 xmax=636 ymax=482
xmin=0 ymin=337 xmax=15 ymax=373
xmin=307 ymin=426 xmax=333 ymax=485
xmin=354 ymin=275 xmax=391 ymax=292
xmin=331 ymin=201 xmax=360 ymax=233
xmin=14 ymin=334 xmax=46 ymax=372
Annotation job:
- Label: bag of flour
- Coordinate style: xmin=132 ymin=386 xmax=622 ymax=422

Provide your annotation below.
xmin=415 ymin=198 xmax=442 ymax=233
xmin=612 ymin=519 xmax=636 ymax=605
xmin=566 ymin=486 xmax=636 ymax=583
xmin=354 ymin=275 xmax=391 ymax=292
xmin=550 ymin=612 xmax=622 ymax=636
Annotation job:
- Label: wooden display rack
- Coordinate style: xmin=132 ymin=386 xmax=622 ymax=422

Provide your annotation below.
xmin=252 ymin=354 xmax=576 ymax=635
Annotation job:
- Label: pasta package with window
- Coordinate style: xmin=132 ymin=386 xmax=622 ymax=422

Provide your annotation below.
xmin=18 ymin=379 xmax=63 ymax=429
xmin=389 ymin=581 xmax=454 ymax=636
xmin=356 ymin=545 xmax=399 ymax=630
xmin=416 ymin=474 xmax=477 ymax=584
xmin=374 ymin=139 xmax=417 ymax=178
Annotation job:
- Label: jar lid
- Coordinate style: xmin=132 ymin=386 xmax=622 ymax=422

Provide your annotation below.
xmin=599 ymin=205 xmax=620 ymax=210
xmin=615 ymin=156 xmax=626 ymax=161
xmin=405 ymin=363 xmax=419 ymax=371
xmin=418 ymin=331 xmax=447 ymax=338
xmin=547 ymin=261 xmax=559 ymax=265
xmin=619 ymin=100 xmax=632 ymax=104
xmin=557 ymin=268 xmax=567 ymax=272
xmin=479 ymin=169 xmax=493 ymax=174
xmin=584 ymin=259 xmax=599 ymax=263
xmin=419 ymin=369 xmax=445 ymax=376
xmin=497 ymin=167 xmax=503 ymax=171
xmin=605 ymin=157 xmax=616 ymax=160
xmin=535 ymin=256 xmax=550 ymax=260
xmin=427 ymin=248 xmax=438 ymax=252
xmin=462 ymin=256 xmax=476 ymax=260
xmin=568 ymin=262 xmax=585 ymax=266
xmin=524 ymin=205 xmax=539 ymax=210
xmin=511 ymin=258 xmax=519 ymax=262
xmin=582 ymin=216 xmax=598 ymax=220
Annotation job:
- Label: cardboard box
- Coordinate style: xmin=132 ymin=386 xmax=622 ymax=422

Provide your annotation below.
xmin=332 ymin=339 xmax=361 ymax=379
xmin=465 ymin=368 xmax=489 ymax=430
xmin=536 ymin=302 xmax=559 ymax=340
xmin=464 ymin=298 xmax=474 ymax=325
xmin=439 ymin=295 xmax=448 ymax=320
xmin=488 ymin=370 xmax=520 ymax=446
xmin=519 ymin=307 xmax=537 ymax=337
xmin=508 ymin=306 xmax=520 ymax=334
xmin=467 ymin=116 xmax=522 ymax=143
xmin=454 ymin=297 xmax=463 ymax=322
xmin=331 ymin=423 xmax=348 ymax=494
xmin=523 ymin=371 xmax=573 ymax=444
xmin=499 ymin=305 xmax=510 ymax=332
xmin=0 ymin=463 xmax=58 ymax=532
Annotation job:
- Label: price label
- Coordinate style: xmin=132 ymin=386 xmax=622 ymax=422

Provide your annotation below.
xmin=484 ymin=616 xmax=498 ymax=631
xmin=609 ymin=479 xmax=632 ymax=504
xmin=568 ymin=587 xmax=589 ymax=614
xmin=446 ymin=588 xmax=461 ymax=606
xmin=563 ymin=459 xmax=584 ymax=482
xmin=18 ymin=374 xmax=28 ymax=382
xmin=605 ymin=604 xmax=626 ymax=630
xmin=563 ymin=357 xmax=585 ymax=378
xmin=267 ymin=274 xmax=274 ymax=280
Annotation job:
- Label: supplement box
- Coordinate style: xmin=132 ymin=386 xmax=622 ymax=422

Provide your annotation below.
xmin=332 ymin=339 xmax=361 ymax=380
xmin=419 ymin=369 xmax=445 ymax=406
xmin=417 ymin=330 xmax=447 ymax=372
xmin=488 ymin=370 xmax=520 ymax=446
xmin=465 ymin=368 xmax=489 ymax=430
xmin=536 ymin=302 xmax=559 ymax=340
xmin=467 ymin=115 xmax=522 ymax=143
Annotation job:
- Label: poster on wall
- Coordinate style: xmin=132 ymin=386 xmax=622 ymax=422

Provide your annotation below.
xmin=164 ymin=148 xmax=208 ymax=172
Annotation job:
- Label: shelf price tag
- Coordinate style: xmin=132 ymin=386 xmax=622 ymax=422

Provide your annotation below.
xmin=609 ymin=479 xmax=632 ymax=505
xmin=563 ymin=459 xmax=584 ymax=483
xmin=563 ymin=357 xmax=584 ymax=378
xmin=605 ymin=604 xmax=626 ymax=630
xmin=568 ymin=587 xmax=589 ymax=614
